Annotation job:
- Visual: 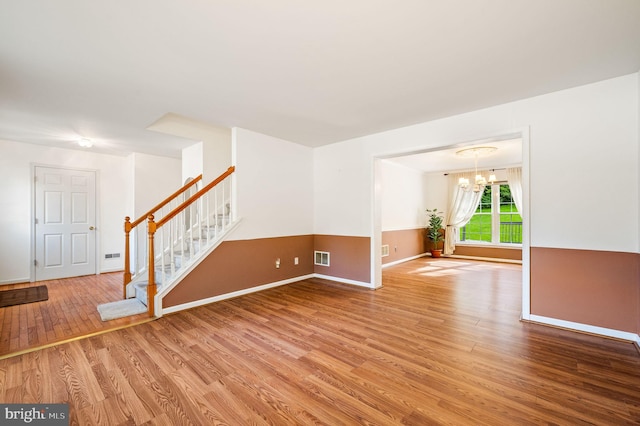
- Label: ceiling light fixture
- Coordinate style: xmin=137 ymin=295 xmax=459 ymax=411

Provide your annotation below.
xmin=78 ymin=138 xmax=93 ymax=148
xmin=456 ymin=146 xmax=497 ymax=192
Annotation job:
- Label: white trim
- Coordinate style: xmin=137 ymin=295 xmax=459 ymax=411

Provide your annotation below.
xmin=100 ymin=267 xmax=124 ymax=274
xmin=520 ymin=127 xmax=531 ymax=320
xmin=381 ymin=253 xmax=428 ymax=268
xmin=528 ymin=315 xmax=640 ymax=345
xmin=381 ymin=226 xmax=426 ymax=232
xmin=0 ymin=277 xmax=32 ymax=286
xmin=160 ymin=271 xmax=374 ymax=316
xmin=371 ymin=158 xmax=383 ymax=288
xmin=313 ymin=273 xmax=374 ymax=288
xmin=161 ymin=273 xmax=315 ymax=315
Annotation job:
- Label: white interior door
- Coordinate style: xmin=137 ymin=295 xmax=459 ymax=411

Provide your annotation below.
xmin=34 ymin=166 xmax=97 ymax=280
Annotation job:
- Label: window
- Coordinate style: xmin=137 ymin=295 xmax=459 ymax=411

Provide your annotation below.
xmin=459 ymin=184 xmax=522 ymax=244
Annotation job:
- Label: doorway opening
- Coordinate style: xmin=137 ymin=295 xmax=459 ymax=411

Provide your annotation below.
xmin=371 ymin=129 xmax=531 ymax=319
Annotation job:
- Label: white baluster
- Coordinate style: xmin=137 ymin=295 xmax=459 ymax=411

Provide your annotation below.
xmin=205 ymin=191 xmax=210 ymax=245
xmin=159 ymin=225 xmax=165 ymax=286
xmin=169 ymin=217 xmax=175 ymax=279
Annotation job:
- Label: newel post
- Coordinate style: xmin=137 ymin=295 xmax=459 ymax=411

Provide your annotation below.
xmin=123 ymin=216 xmax=132 ymax=298
xmin=147 ymin=215 xmax=157 ymax=317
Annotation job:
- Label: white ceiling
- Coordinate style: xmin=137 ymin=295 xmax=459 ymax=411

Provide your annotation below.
xmin=387 ymin=137 xmax=522 ymax=173
xmin=1 ymin=1 xmax=639 ymax=158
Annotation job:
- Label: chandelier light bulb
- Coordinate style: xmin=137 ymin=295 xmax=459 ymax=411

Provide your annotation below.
xmin=455 ymin=146 xmax=497 ymax=192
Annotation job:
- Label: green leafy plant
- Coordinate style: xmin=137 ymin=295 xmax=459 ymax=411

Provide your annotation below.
xmin=426 ymin=208 xmax=444 ymax=249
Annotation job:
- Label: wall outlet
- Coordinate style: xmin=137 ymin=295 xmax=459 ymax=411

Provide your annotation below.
xmin=294 ymin=257 xmax=299 ymax=265
xmin=276 ymin=258 xmax=280 ymax=268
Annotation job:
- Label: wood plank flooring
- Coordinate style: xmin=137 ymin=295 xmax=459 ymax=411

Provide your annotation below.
xmin=0 ymin=273 xmax=148 ymax=356
xmin=1 ymin=258 xmax=639 ymax=425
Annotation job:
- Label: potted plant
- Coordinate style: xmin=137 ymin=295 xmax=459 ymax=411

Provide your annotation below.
xmin=426 ymin=208 xmax=445 ymax=258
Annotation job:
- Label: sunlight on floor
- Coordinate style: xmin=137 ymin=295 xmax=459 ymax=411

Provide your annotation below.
xmin=410 ymin=260 xmax=473 ymax=277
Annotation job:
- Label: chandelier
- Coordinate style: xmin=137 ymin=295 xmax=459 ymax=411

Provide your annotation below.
xmin=456 ymin=146 xmax=497 ymax=192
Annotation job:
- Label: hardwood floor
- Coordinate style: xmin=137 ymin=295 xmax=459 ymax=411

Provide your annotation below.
xmin=1 ymin=258 xmax=639 ymax=425
xmin=0 ymin=273 xmax=149 ymax=357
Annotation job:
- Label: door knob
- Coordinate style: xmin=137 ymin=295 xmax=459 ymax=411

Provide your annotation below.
xmin=89 ymin=226 xmax=95 ymax=230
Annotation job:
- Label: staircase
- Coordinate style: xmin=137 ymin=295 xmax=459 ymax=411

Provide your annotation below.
xmin=123 ymin=166 xmax=237 ymax=317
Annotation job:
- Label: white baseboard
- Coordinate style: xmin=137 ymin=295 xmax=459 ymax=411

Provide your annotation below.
xmin=99 ymin=267 xmax=124 ymax=274
xmin=0 ymin=277 xmax=31 ymax=285
xmin=528 ymin=314 xmax=640 ymax=345
xmin=312 ymin=273 xmax=374 ymax=288
xmin=381 ymin=253 xmax=428 ymax=268
xmin=160 ymin=274 xmax=315 ymax=315
xmin=159 ymin=272 xmax=377 ymax=316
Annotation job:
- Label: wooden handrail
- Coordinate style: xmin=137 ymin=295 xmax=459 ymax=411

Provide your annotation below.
xmin=157 ymin=166 xmax=235 ymax=228
xmin=130 ymin=174 xmax=202 ymax=229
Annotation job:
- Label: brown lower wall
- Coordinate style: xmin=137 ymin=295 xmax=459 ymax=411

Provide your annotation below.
xmin=453 ymin=245 xmax=522 ymax=261
xmin=163 ymin=235 xmax=314 ymax=308
xmin=530 ymin=247 xmax=639 ymax=334
xmin=163 ymin=234 xmax=373 ymax=308
xmin=380 ymin=228 xmax=522 ymax=263
xmin=313 ymin=235 xmax=371 ymax=283
xmin=381 ymin=228 xmax=427 ymax=265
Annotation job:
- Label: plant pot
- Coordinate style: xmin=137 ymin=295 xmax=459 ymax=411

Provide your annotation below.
xmin=430 ymin=249 xmax=442 ymax=258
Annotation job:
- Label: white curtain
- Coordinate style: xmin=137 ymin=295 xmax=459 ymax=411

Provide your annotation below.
xmin=443 ymin=172 xmax=485 ymax=255
xmin=506 ymin=167 xmax=523 ymax=214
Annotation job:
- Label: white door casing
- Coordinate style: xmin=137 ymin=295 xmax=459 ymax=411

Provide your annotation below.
xmin=34 ymin=166 xmax=97 ymax=280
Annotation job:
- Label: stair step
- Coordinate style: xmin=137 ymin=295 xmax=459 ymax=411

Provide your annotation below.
xmin=134 ymin=281 xmax=162 ymax=306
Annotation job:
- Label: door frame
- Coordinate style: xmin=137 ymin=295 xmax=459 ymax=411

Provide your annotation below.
xmin=371 ymin=127 xmax=531 ymax=319
xmin=30 ymin=163 xmax=100 ymax=282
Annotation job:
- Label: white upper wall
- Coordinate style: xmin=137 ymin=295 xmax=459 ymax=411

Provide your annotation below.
xmin=424 ymin=172 xmax=449 ymax=222
xmin=132 ymin=152 xmax=182 ymax=218
xmin=0 ymin=141 xmax=182 ymax=283
xmin=522 ymin=75 xmax=638 ymax=251
xmin=231 ymin=128 xmax=314 ymax=240
xmin=314 ymin=73 xmax=639 ymax=252
xmin=314 ymin=140 xmax=372 ymax=236
xmin=380 ymin=160 xmax=428 ymax=231
xmin=182 ymin=142 xmax=204 ymax=184
xmin=203 ymin=137 xmax=232 ymax=183
xmin=0 ymin=141 xmax=131 ymax=282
